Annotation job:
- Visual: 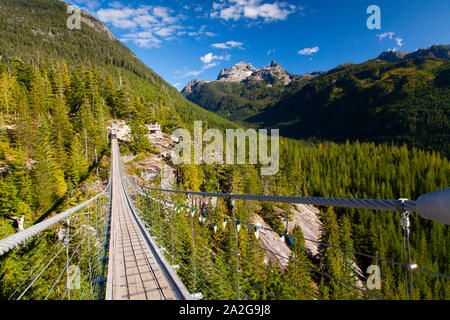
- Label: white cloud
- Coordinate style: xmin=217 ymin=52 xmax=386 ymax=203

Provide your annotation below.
xmin=120 ymin=31 xmax=162 ymax=48
xmin=212 ymin=43 xmax=229 ymax=49
xmin=200 ymin=53 xmax=230 ymax=63
xmin=297 ymin=46 xmax=319 ymax=55
xmin=198 ymin=52 xmax=230 ymax=73
xmin=211 ymin=0 xmax=297 ymax=22
xmin=201 ymin=52 xmax=218 ymax=63
xmin=212 ymin=40 xmax=243 ymax=49
xmin=96 ymin=4 xmax=218 ymax=48
xmin=376 ymin=32 xmax=404 ymax=50
xmin=184 ymin=70 xmax=204 ymax=77
xmin=70 ymin=0 xmax=100 ymax=13
xmin=187 ymin=25 xmax=217 ymax=38
xmin=108 ymin=1 xmax=123 ymax=9
xmin=377 ymin=31 xmax=395 ymax=41
xmin=154 ymin=25 xmax=183 ymax=37
xmin=203 ymin=62 xmax=219 ymax=69
xmin=267 ymin=48 xmax=275 ymax=55
xmin=96 ymin=4 xmax=191 ymax=48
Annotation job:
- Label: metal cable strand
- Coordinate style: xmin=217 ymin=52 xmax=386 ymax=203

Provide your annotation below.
xmin=136 ymin=193 xmax=247 ymax=300
xmin=44 ymin=237 xmax=85 ymax=300
xmin=194 ymin=203 xmax=407 ymax=267
xmin=140 ymin=185 xmax=417 ymax=212
xmin=166 ymin=251 xmax=223 ymax=300
xmin=15 ymin=218 xmax=89 ymax=300
xmin=16 ymin=244 xmax=66 ymax=300
xmin=184 ymin=202 xmax=380 ymax=300
xmin=8 ymin=239 xmax=61 ymax=300
xmin=45 ymin=209 xmax=101 ymax=300
xmin=156 ymin=223 xmax=243 ymax=299
xmin=126 ymin=161 xmax=450 ymax=300
xmin=165 ymin=250 xmax=228 ymax=300
xmin=147 ymin=189 xmax=450 ymax=280
xmin=0 ymin=185 xmax=110 ymax=257
xmin=241 ymin=236 xmax=384 ymax=300
xmin=240 ymin=254 xmax=320 ymax=300
xmin=168 ymin=214 xmax=308 ymax=301
xmin=156 ymin=194 xmax=397 ymax=269
xmin=201 ymin=216 xmax=321 ymax=300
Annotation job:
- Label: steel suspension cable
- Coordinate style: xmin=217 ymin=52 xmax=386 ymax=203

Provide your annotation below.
xmin=149 ymin=192 xmax=449 ymax=279
xmin=147 ymin=200 xmax=305 ymax=301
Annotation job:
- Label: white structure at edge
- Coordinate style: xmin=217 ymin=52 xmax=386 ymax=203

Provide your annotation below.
xmin=146 ymin=123 xmax=162 ymax=139
xmin=107 ymin=120 xmax=162 ymax=141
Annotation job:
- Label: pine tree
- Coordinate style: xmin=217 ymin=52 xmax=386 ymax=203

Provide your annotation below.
xmin=318 ymin=206 xmax=348 ymax=299
xmin=282 ymin=225 xmax=315 ymax=299
xmin=32 ymin=118 xmax=67 ymax=213
xmin=67 ymin=135 xmax=89 ymax=186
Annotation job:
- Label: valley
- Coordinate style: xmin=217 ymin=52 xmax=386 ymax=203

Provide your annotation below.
xmin=0 ymin=0 xmax=448 ymax=301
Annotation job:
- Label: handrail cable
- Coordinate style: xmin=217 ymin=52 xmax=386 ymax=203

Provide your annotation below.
xmin=140 ymin=187 xmax=450 ymax=280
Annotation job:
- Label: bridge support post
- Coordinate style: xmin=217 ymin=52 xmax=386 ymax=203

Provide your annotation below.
xmin=231 ymin=198 xmax=241 ymax=300
xmin=399 ymin=198 xmax=415 ymax=300
xmin=190 ymin=196 xmax=197 ymax=293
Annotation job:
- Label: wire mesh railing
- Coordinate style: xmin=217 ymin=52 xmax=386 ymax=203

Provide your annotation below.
xmin=0 ymin=180 xmax=112 ymax=300
xmin=121 ymin=168 xmax=449 ymax=300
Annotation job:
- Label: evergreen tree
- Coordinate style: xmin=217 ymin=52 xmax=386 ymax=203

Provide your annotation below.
xmin=282 ymin=226 xmax=314 ymax=299
xmin=32 ymin=118 xmax=67 ymax=213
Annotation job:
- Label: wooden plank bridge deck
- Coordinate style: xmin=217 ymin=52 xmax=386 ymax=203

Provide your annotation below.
xmin=105 ymin=137 xmax=186 ymax=300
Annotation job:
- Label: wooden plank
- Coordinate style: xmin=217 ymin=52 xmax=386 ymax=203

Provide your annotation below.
xmin=106 ymin=139 xmax=181 ymax=300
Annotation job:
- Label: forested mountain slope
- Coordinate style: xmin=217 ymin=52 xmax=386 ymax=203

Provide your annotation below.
xmin=182 ymin=61 xmax=320 ymax=124
xmin=249 ymin=55 xmax=450 ymax=157
xmin=0 ymin=0 xmax=236 ymax=237
xmin=0 ymin=0 xmax=448 ymax=301
xmin=183 ymin=46 xmax=450 ymax=156
xmin=0 ymin=0 xmax=235 ymax=132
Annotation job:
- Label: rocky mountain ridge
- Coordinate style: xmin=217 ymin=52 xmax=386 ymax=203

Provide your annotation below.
xmin=182 ymin=60 xmax=320 ymax=94
xmin=183 ymin=45 xmax=450 ymax=94
xmin=376 ymin=44 xmax=450 ymax=62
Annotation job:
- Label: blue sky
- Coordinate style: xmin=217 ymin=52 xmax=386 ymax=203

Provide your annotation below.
xmin=68 ymin=0 xmax=450 ymax=91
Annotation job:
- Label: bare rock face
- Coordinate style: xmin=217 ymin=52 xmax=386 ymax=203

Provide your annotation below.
xmin=124 ymin=128 xmax=178 ymax=187
xmin=249 ymin=202 xmax=322 ymax=271
xmin=107 ymin=119 xmax=132 ymax=142
xmin=283 ymin=204 xmax=322 ymax=256
xmin=181 ymin=79 xmax=205 ymax=95
xmin=182 ymin=61 xmax=322 ymax=92
xmin=251 ymin=213 xmax=291 ymax=270
xmin=81 ymin=15 xmax=115 ymax=41
xmin=217 ymin=62 xmax=258 ymax=82
xmin=249 ymin=60 xmax=294 ymax=85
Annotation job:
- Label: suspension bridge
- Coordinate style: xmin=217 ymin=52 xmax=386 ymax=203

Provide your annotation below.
xmin=0 ymin=135 xmax=448 ymax=300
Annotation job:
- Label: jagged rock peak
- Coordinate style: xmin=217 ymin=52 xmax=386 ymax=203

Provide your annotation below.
xmin=268 ymin=60 xmax=280 ymax=68
xmin=250 ymin=61 xmax=293 ymax=85
xmin=217 ymin=62 xmax=258 ymax=82
xmin=181 ymin=79 xmax=205 ymax=94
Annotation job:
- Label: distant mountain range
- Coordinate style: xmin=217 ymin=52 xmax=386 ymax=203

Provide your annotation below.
xmin=182 ymin=60 xmax=321 ymax=94
xmin=377 ymin=44 xmax=450 ymax=62
xmin=182 ymin=44 xmax=450 ymax=156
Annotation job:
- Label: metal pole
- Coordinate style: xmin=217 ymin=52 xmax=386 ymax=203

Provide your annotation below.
xmin=400 ymin=199 xmax=414 ymax=300
xmin=231 ymin=198 xmax=241 ymax=300
xmin=171 ymin=203 xmax=175 ymax=264
xmin=191 ymin=196 xmax=197 ymax=292
xmin=66 ymin=217 xmax=71 ymax=300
